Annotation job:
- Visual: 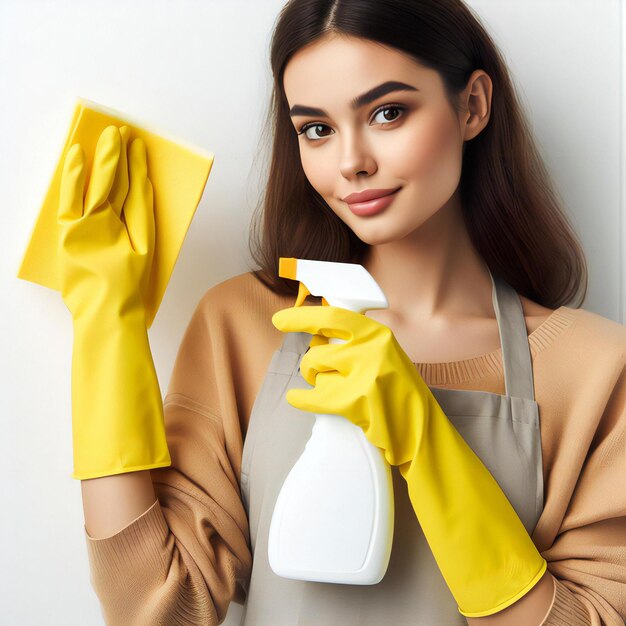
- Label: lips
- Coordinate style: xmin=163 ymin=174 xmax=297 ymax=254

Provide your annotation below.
xmin=343 ymin=187 xmax=401 ymax=204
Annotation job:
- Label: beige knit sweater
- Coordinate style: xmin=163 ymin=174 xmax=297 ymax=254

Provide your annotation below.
xmin=83 ymin=271 xmax=626 ymax=625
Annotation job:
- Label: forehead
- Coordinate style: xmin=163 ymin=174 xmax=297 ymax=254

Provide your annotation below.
xmin=283 ymin=34 xmax=437 ymax=106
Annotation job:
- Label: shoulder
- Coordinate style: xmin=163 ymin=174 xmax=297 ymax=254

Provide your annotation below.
xmin=538 ymin=305 xmax=626 ymax=391
xmin=191 ymin=271 xmax=294 ymax=353
xmin=198 ymin=271 xmax=292 ymax=316
xmin=521 ymin=297 xmax=625 ymax=407
xmin=200 ymin=271 xmax=266 ymax=303
xmin=531 ymin=306 xmax=625 ymax=444
xmin=565 ymin=305 xmax=626 ymax=351
xmin=520 ymin=293 xmax=625 ymax=351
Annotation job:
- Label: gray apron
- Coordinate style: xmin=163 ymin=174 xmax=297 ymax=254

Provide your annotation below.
xmin=239 ymin=270 xmax=544 ymax=625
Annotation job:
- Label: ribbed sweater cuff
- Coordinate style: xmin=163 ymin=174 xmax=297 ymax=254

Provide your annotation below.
xmin=83 ymin=498 xmax=169 ymax=574
xmin=543 ymin=577 xmax=593 ymax=626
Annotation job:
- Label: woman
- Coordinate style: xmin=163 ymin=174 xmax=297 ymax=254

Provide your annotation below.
xmin=69 ymin=1 xmax=625 ymax=624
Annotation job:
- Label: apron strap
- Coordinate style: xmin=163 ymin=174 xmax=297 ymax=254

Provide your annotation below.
xmin=489 ymin=270 xmax=536 ymax=401
xmin=281 ymin=328 xmax=311 ymax=355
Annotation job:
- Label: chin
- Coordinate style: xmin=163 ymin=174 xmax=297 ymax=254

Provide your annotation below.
xmin=351 ymin=225 xmax=404 ymax=246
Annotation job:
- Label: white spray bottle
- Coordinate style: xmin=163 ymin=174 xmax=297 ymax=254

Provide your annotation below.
xmin=268 ymin=257 xmax=394 ymax=585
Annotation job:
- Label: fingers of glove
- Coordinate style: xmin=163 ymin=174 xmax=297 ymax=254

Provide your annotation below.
xmin=299 ymin=341 xmax=351 ymax=386
xmin=272 ymin=305 xmax=359 ymax=341
xmin=286 ymin=370 xmax=346 ymax=415
xmin=108 ymin=125 xmax=131 ymax=220
xmin=124 ymin=137 xmax=155 ymax=257
xmin=84 ymin=125 xmax=121 ymax=216
xmin=59 ymin=144 xmax=86 ymax=222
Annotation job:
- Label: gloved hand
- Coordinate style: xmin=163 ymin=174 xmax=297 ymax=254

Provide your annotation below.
xmin=58 ymin=124 xmax=171 ymax=480
xmin=271 ymin=303 xmax=547 ymax=618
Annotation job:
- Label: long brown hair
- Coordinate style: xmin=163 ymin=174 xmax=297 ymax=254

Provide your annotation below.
xmin=246 ymin=0 xmax=587 ymax=308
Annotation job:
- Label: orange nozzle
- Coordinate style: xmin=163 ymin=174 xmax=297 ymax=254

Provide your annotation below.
xmin=278 ymin=257 xmax=297 ymax=280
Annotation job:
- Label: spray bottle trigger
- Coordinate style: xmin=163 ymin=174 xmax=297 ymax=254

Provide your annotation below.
xmin=294 ymin=281 xmax=311 ymax=307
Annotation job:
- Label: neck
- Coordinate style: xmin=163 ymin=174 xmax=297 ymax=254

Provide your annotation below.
xmin=362 ymin=193 xmax=494 ymax=325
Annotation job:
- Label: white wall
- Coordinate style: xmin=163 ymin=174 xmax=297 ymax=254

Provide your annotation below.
xmin=1 ymin=1 xmax=623 ymax=624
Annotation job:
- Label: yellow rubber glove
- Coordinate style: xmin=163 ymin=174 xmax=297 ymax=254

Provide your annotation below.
xmin=271 ymin=303 xmax=547 ymax=618
xmin=58 ymin=124 xmax=171 ymax=480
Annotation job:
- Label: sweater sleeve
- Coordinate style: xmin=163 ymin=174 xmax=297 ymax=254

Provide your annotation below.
xmin=537 ymin=324 xmax=626 ymax=626
xmin=82 ymin=286 xmax=253 ymax=626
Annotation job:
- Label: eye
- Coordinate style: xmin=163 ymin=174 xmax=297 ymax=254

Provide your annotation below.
xmin=298 ymin=123 xmax=333 ymax=141
xmin=296 ymin=104 xmax=406 ymax=142
xmin=371 ymin=105 xmax=404 ymax=125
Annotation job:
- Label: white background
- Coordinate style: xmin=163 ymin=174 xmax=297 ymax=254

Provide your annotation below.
xmin=1 ymin=1 xmax=624 ymax=624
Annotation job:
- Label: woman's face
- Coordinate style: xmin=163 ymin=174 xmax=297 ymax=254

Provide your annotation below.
xmin=283 ymin=34 xmax=487 ymax=245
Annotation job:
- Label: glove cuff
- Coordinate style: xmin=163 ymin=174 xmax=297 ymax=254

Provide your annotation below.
xmin=70 ymin=313 xmax=171 ymax=480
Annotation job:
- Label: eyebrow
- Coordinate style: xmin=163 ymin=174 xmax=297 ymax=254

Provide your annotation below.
xmin=289 ymin=80 xmax=419 ymax=118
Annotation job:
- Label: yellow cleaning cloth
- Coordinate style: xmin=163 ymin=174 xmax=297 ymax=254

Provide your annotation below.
xmin=17 ymin=97 xmax=215 ymax=328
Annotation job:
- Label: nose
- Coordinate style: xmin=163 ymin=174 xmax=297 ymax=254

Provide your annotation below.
xmin=338 ymin=130 xmax=377 ymax=180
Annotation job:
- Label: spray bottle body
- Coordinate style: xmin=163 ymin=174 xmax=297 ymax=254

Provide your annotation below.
xmin=268 ymin=258 xmax=395 ymax=584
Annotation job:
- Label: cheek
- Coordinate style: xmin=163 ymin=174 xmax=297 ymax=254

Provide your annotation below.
xmin=395 ymin=110 xmax=462 ymax=185
xmin=300 ymin=149 xmax=336 ymax=196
